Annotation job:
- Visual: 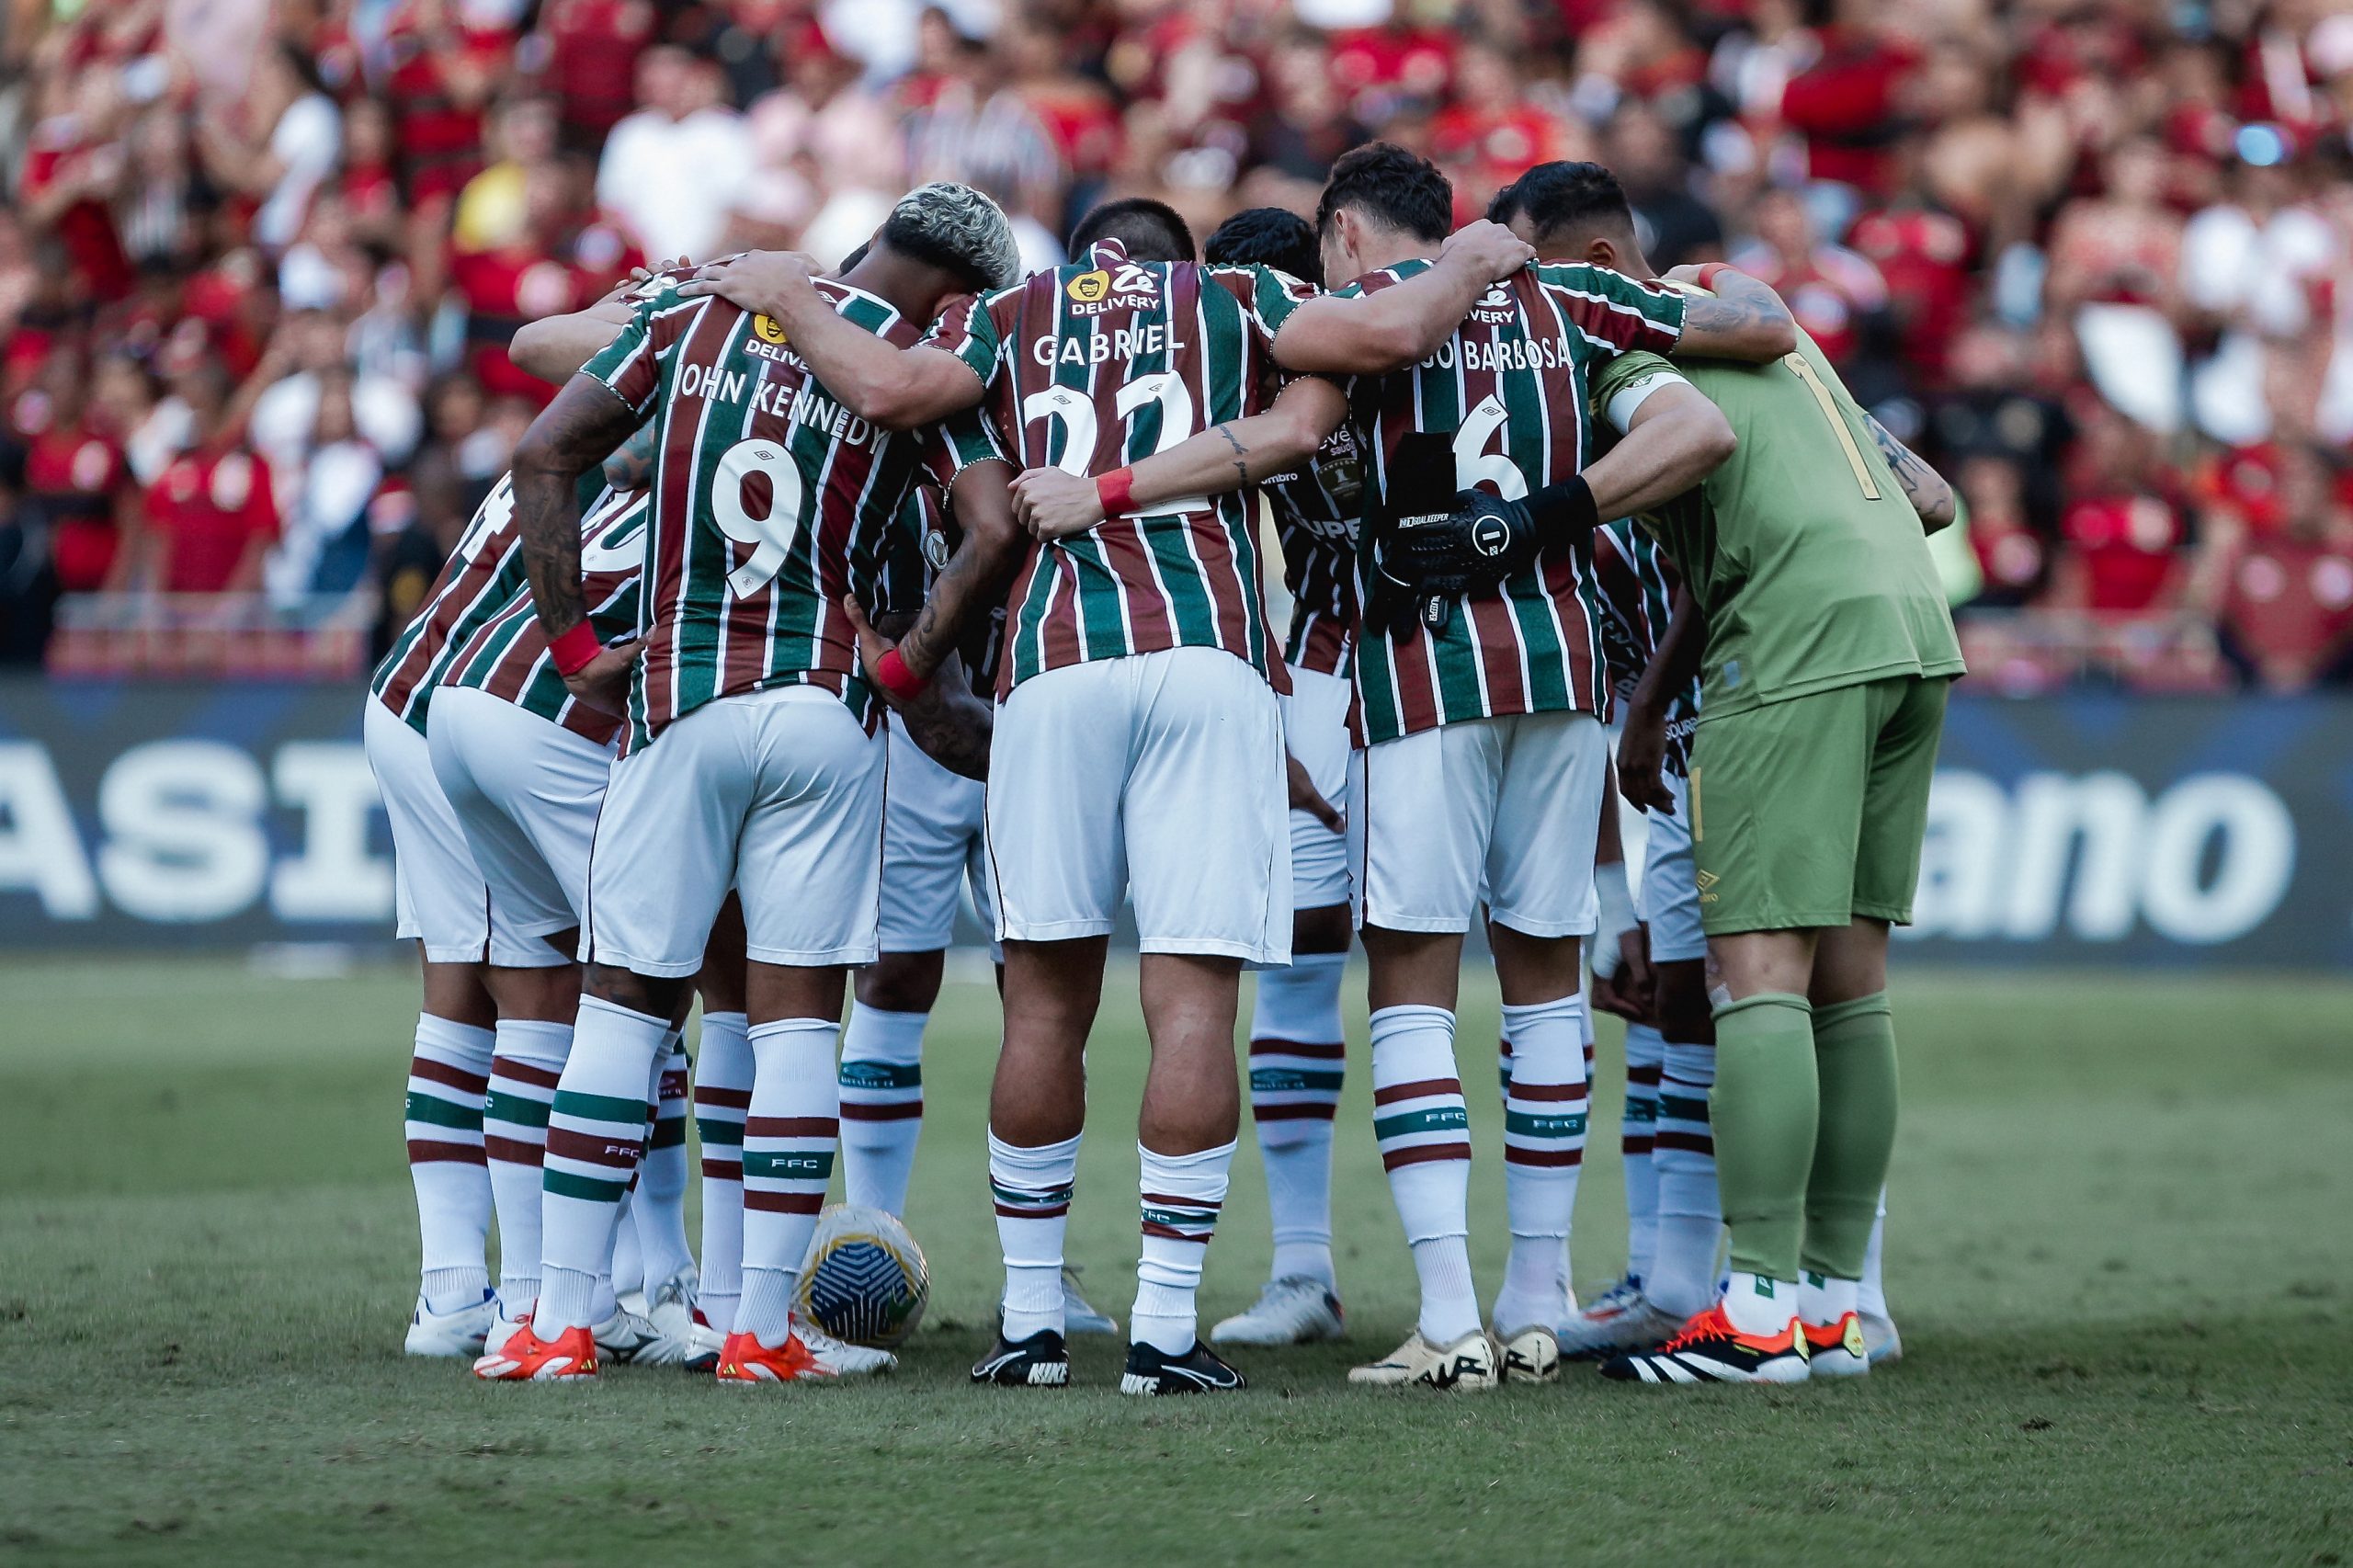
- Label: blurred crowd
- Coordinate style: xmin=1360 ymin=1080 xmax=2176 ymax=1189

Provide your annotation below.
xmin=3 ymin=0 xmax=2351 ymax=688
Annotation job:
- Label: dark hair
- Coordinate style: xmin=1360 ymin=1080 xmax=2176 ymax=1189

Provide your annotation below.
xmin=877 ymin=212 xmax=995 ymax=292
xmin=1313 ymin=142 xmax=1451 ymax=246
xmin=1203 ymin=207 xmax=1319 ymax=280
xmin=1068 ymin=197 xmax=1195 ymax=263
xmin=1492 ymin=160 xmax=1638 ymax=248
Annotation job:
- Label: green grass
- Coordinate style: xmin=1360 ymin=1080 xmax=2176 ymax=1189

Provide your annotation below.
xmin=1 ymin=959 xmax=2348 ymax=1566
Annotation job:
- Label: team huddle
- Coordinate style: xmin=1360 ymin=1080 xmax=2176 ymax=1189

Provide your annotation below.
xmin=368 ymin=140 xmax=1963 ymax=1395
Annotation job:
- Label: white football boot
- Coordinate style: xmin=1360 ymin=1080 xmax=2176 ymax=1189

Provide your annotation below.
xmin=1494 ymin=1322 xmax=1562 ymax=1382
xmin=1062 ymin=1266 xmax=1120 ymax=1336
xmin=404 ymin=1291 xmax=496 ymax=1358
xmin=1557 ymin=1287 xmax=1687 ymax=1361
xmin=1210 ymin=1277 xmax=1345 ymax=1346
xmin=631 ymin=1269 xmax=700 ymax=1367
xmin=1347 ymin=1329 xmax=1500 ymax=1392
xmin=590 ymin=1303 xmax=665 ymax=1364
xmin=1861 ymin=1309 xmax=1903 ymax=1367
xmin=797 ymin=1322 xmax=897 ymax=1376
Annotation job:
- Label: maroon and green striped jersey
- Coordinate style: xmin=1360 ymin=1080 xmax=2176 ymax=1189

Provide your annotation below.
xmin=371 ymin=471 xmax=595 ymax=732
xmin=1265 ymin=416 xmax=1368 ymax=678
xmin=921 ymin=237 xmax=1316 ymax=697
xmin=1337 ymin=260 xmax=1686 ymax=744
xmin=434 ymin=485 xmax=648 ymax=747
xmin=584 ymin=281 xmax=957 ymax=752
xmin=1594 ymin=519 xmax=1699 ymax=777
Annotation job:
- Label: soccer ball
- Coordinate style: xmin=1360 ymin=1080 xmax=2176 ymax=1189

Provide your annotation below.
xmin=793 ymin=1204 xmax=931 ymax=1349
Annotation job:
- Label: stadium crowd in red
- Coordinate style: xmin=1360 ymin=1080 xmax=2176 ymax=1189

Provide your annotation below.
xmin=3 ymin=0 xmax=2350 ymax=687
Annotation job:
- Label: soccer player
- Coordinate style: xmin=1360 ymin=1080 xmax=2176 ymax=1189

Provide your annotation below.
xmin=475 ymin=183 xmax=1023 ymax=1385
xmin=1499 ymin=161 xmax=1961 ymax=1384
xmin=366 ymin=287 xmax=660 ymax=1358
xmin=1314 ymin=143 xmax=1794 ymax=1392
xmin=834 ymin=462 xmax=1124 ymax=1338
xmin=688 ymin=193 xmax=1537 ymax=1393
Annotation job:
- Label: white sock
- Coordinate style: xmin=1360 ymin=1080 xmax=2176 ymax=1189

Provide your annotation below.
xmin=537 ymin=996 xmax=668 ymax=1332
xmin=1800 ymin=1271 xmax=1859 ymax=1325
xmin=1133 ymin=1140 xmax=1234 ymax=1355
xmin=483 ymin=1017 xmax=571 ymax=1319
xmin=609 ymin=1197 xmax=643 ymax=1297
xmin=1369 ymin=1005 xmax=1479 ymax=1346
xmin=1620 ymin=1021 xmax=1664 ymax=1287
xmin=735 ymin=1017 xmax=839 ymax=1346
xmin=1722 ymin=1270 xmax=1795 ymax=1337
xmin=1248 ymin=951 xmax=1346 ymax=1288
xmin=837 ymin=1004 xmax=927 ymax=1216
xmin=1494 ymin=994 xmax=1587 ymax=1335
xmin=693 ymin=1011 xmax=752 ymax=1335
xmin=1859 ymin=1191 xmax=1890 ymax=1319
xmin=990 ymin=1130 xmax=1079 ymax=1340
xmin=631 ymin=1033 xmax=695 ymax=1291
xmin=1650 ymin=1037 xmax=1722 ymax=1319
xmin=405 ymin=1014 xmax=495 ymax=1312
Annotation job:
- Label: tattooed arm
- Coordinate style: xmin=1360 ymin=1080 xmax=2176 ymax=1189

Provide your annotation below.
xmin=1661 ymin=266 xmax=1799 ymax=362
xmin=511 ymin=375 xmax=644 ymax=711
xmin=892 ymin=459 xmax=1026 ymax=687
xmin=1862 ymin=411 xmax=1959 ymax=533
xmin=841 ymin=596 xmax=995 ymax=778
xmin=1009 ymin=376 xmax=1349 ymax=540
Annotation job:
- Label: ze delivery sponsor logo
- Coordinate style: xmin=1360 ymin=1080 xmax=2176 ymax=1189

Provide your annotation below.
xmin=751 ymin=313 xmax=790 ymax=345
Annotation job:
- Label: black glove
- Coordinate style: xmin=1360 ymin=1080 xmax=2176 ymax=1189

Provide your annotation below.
xmin=1375 ymin=476 xmax=1601 ymax=632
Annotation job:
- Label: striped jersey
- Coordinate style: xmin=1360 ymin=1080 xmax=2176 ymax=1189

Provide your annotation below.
xmin=877 ymin=466 xmax=1008 ymax=698
xmin=370 ymin=470 xmax=601 ymax=732
xmin=1337 ymin=260 xmax=1686 ymax=744
xmin=434 ymin=486 xmax=649 ymax=746
xmin=921 ymin=236 xmax=1316 ymax=696
xmin=585 ymin=280 xmax=961 ymax=752
xmin=1265 ymin=415 xmax=1368 ymax=677
xmin=1593 ymin=519 xmax=1699 ymax=777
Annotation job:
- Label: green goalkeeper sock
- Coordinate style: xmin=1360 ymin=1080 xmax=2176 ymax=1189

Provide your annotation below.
xmin=1710 ymin=992 xmax=1818 ymax=1285
xmin=1802 ymin=992 xmax=1900 ymax=1282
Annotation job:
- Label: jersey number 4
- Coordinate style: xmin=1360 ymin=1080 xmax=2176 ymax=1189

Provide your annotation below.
xmin=1024 ymin=372 xmax=1211 ymax=517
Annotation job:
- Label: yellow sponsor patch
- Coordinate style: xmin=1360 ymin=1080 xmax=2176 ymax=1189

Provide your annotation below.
xmin=1065 ymin=269 xmax=1111 ymax=304
xmin=751 ymin=313 xmax=790 ymax=345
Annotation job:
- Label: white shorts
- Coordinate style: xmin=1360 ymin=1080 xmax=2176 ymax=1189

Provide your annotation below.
xmin=878 ymin=713 xmax=995 ymax=953
xmin=1351 ymin=709 xmax=1608 ymax=938
xmin=426 ymin=687 xmax=614 ymax=957
xmin=365 ymin=695 xmax=556 ymax=967
xmin=1640 ymin=769 xmax=1707 ymax=963
xmin=986 ymin=647 xmax=1290 ymax=966
xmin=583 ymin=687 xmax=887 ymax=977
xmin=1280 ymin=665 xmax=1356 ymax=911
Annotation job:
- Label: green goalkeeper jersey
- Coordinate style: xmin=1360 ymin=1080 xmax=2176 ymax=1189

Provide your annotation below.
xmin=1589 ymin=331 xmax=1963 ymax=721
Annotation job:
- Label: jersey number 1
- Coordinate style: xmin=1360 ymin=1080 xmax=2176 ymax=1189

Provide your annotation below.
xmin=1784 ymin=354 xmax=1881 ymax=500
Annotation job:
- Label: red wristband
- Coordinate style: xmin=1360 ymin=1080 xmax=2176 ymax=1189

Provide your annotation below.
xmin=873 ymin=646 xmax=929 ymax=701
xmin=1096 ymin=466 xmax=1136 ymax=517
xmin=549 ymin=620 xmax=603 ymax=676
xmin=1695 ymin=262 xmax=1733 ymax=292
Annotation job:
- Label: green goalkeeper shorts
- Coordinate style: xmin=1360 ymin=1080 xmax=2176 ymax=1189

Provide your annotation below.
xmin=1687 ymin=675 xmax=1951 ymax=937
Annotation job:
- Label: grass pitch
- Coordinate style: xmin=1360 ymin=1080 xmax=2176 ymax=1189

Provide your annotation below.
xmin=1 ymin=958 xmax=2347 ymax=1567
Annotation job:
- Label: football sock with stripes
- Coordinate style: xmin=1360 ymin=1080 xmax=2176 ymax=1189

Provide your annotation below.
xmin=1494 ymin=994 xmax=1588 ymax=1335
xmin=483 ymin=1017 xmax=570 ymax=1319
xmin=537 ymin=995 xmax=666 ymax=1334
xmin=631 ymin=1032 xmax=696 ymax=1293
xmin=1620 ymin=1021 xmax=1665 ymax=1287
xmin=1859 ymin=1192 xmax=1891 ymax=1322
xmin=1803 ymin=993 xmax=1900 ymax=1283
xmin=692 ymin=1011 xmax=752 ymax=1335
xmin=737 ymin=1017 xmax=840 ymax=1348
xmin=405 ymin=1014 xmax=495 ymax=1313
xmin=1648 ymin=1036 xmax=1722 ymax=1320
xmin=990 ymin=1130 xmax=1080 ymax=1341
xmin=1133 ymin=1140 xmax=1234 ymax=1355
xmin=1711 ymin=991 xmax=1817 ymax=1285
xmin=837 ymin=1005 xmax=927 ymax=1216
xmin=1369 ymin=1004 xmax=1479 ymax=1346
xmin=1247 ymin=950 xmax=1347 ymax=1288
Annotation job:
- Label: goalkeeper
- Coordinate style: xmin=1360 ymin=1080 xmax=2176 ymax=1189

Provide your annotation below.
xmin=1445 ymin=160 xmax=1964 ymax=1386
